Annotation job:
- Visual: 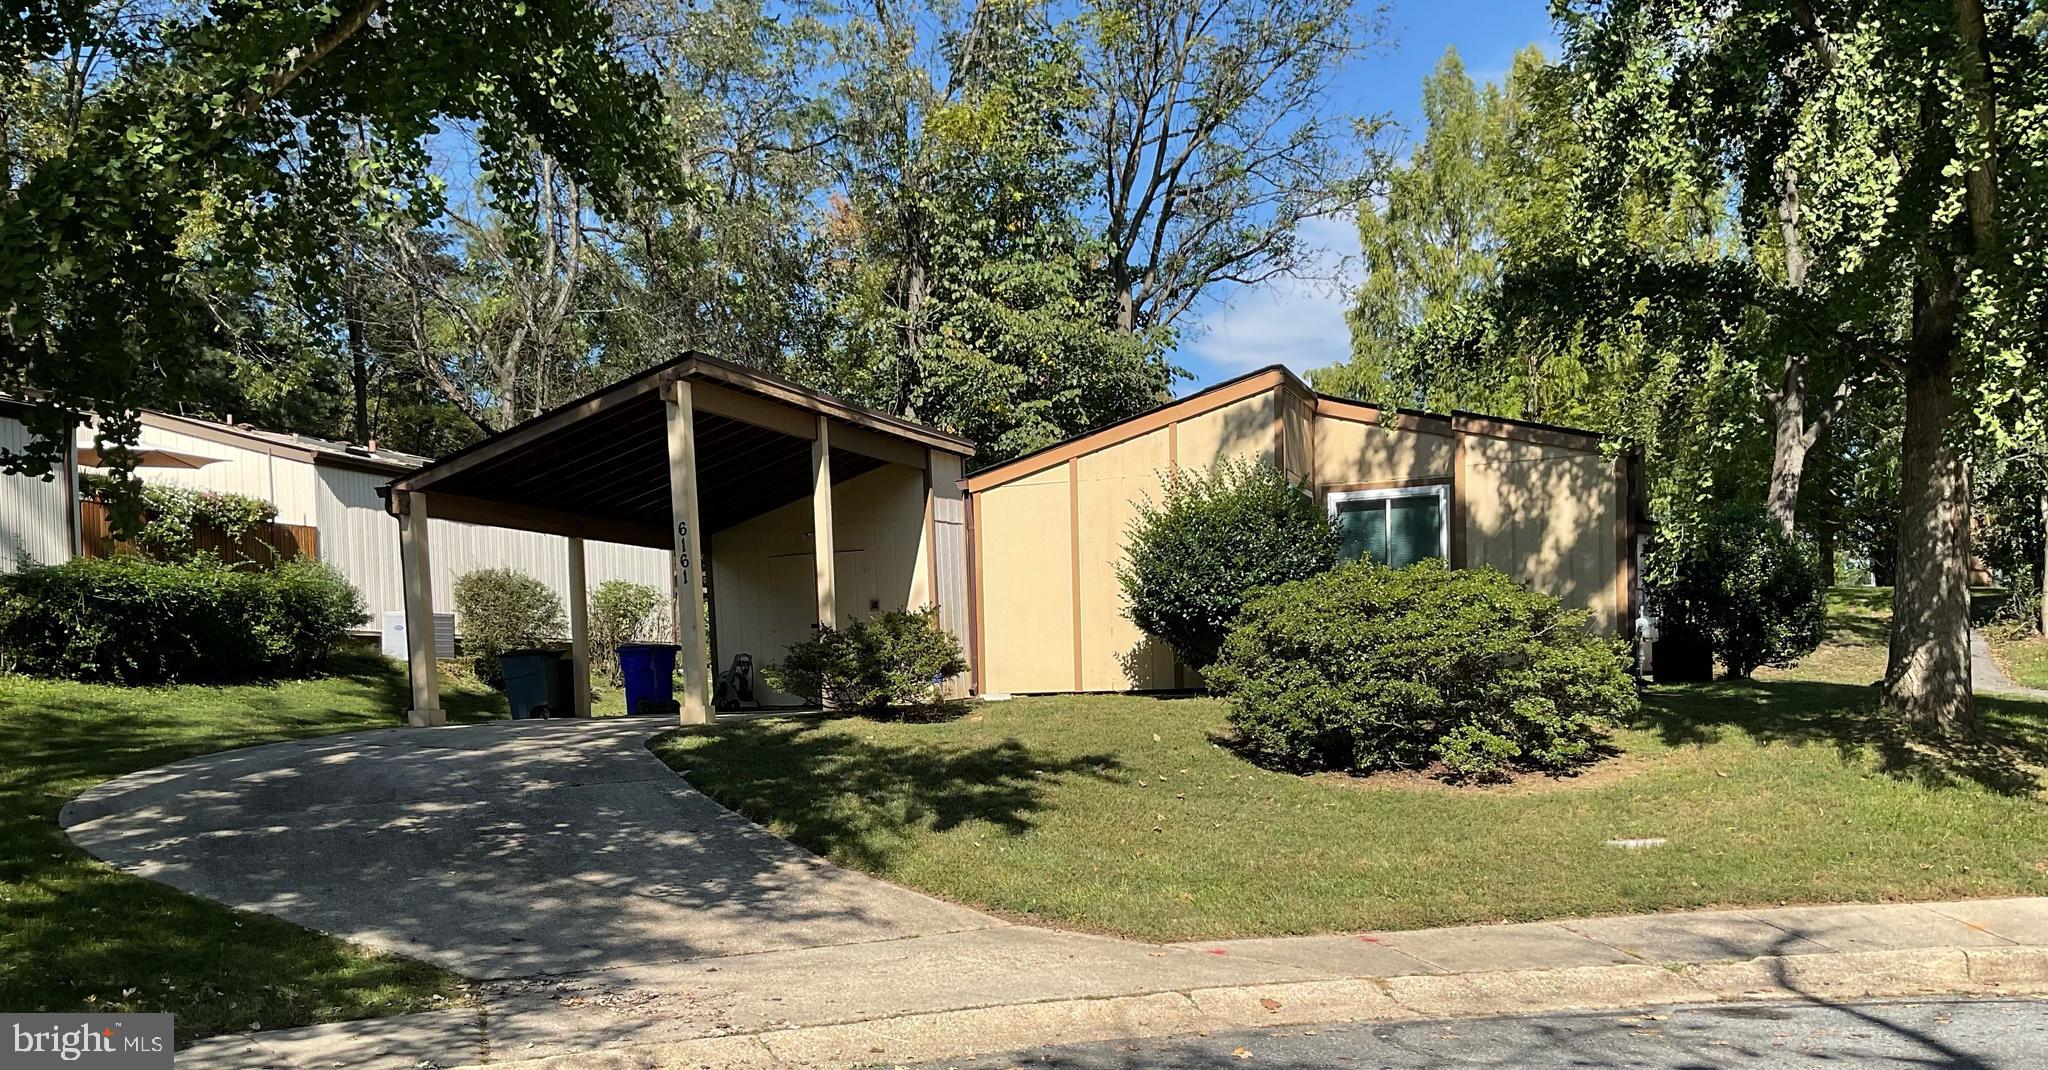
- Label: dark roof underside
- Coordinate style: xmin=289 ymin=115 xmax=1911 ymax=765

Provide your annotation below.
xmin=421 ymin=390 xmax=883 ymax=536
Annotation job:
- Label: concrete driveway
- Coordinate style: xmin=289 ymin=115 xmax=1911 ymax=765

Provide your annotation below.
xmin=59 ymin=718 xmax=998 ymax=979
xmin=56 ymin=716 xmax=2048 ymax=1069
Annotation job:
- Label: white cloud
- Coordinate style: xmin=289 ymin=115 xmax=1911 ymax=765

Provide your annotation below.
xmin=1175 ymin=213 xmax=1363 ymax=388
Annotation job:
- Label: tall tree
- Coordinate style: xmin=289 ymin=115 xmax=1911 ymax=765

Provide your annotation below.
xmin=0 ymin=0 xmax=674 ymax=485
xmin=1317 ymin=46 xmax=1571 ymax=409
xmin=1076 ymin=0 xmax=1383 ymax=334
xmin=1558 ymin=0 xmax=2048 ymax=733
xmin=809 ymin=0 xmax=1173 ymax=462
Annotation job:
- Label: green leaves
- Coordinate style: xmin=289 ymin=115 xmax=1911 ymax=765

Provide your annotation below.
xmin=1118 ymin=459 xmax=1339 ymax=672
xmin=0 ymin=0 xmax=677 ymax=476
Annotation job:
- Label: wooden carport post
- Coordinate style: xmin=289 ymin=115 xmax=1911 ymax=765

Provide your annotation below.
xmin=566 ymin=535 xmax=592 ymax=718
xmin=811 ymin=415 xmax=838 ymax=630
xmin=397 ymin=490 xmax=445 ymax=727
xmin=664 ymin=381 xmax=713 ymax=725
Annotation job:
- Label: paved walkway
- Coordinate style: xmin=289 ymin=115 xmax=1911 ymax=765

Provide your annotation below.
xmin=1974 ymin=631 xmax=2048 ymax=699
xmin=60 ymin=718 xmax=2048 ymax=1069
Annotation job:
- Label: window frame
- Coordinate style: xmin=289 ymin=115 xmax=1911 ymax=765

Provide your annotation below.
xmin=1325 ymin=484 xmax=1452 ymax=566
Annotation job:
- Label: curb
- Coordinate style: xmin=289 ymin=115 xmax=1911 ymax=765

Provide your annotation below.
xmin=455 ymin=946 xmax=2048 ymax=1069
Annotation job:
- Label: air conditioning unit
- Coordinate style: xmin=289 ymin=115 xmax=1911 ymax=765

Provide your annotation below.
xmin=382 ymin=611 xmax=456 ymax=660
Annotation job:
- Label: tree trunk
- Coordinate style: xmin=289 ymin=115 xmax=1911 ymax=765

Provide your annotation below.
xmin=1765 ymin=362 xmax=1809 ymax=539
xmin=1114 ymin=279 xmax=1137 ymax=333
xmin=1765 ymin=168 xmax=1814 ymax=539
xmin=1883 ymin=266 xmax=1974 ymax=735
xmin=2039 ymin=478 xmax=2046 ymax=636
xmin=342 ymin=264 xmax=372 ymax=445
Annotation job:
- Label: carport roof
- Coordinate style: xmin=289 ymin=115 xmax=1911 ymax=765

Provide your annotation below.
xmin=384 ymin=353 xmax=973 ymax=548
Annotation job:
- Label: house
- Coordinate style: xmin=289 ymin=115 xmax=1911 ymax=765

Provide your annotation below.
xmin=3 ymin=358 xmax=1644 ymax=713
xmin=961 ymin=365 xmax=1647 ymax=696
xmin=0 ymin=397 xmax=672 ymax=635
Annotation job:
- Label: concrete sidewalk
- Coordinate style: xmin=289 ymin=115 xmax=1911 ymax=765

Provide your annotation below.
xmin=175 ymin=897 xmax=2048 ymax=1068
xmin=63 ymin=718 xmax=2048 ymax=1069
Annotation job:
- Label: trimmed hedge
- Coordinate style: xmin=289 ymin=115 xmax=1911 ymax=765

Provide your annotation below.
xmin=1118 ymin=459 xmax=1339 ymax=671
xmin=1645 ymin=505 xmax=1826 ymax=677
xmin=0 ymin=555 xmax=367 ymax=684
xmin=1209 ymin=559 xmax=1637 ymax=780
xmin=452 ymin=568 xmax=565 ymax=687
xmin=763 ymin=607 xmax=965 ymax=713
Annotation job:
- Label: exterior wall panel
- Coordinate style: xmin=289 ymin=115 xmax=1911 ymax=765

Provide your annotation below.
xmin=973 ymin=466 xmax=1075 ymax=694
xmin=1175 ymin=390 xmax=1278 ymax=471
xmin=0 ymin=415 xmax=73 ymax=570
xmin=1282 ymin=394 xmax=1314 ymax=483
xmin=1075 ymin=428 xmax=1176 ymax=691
xmin=928 ymin=452 xmax=970 ymax=696
xmin=709 ymin=463 xmax=930 ymax=703
xmin=1313 ymin=411 xmax=1453 ymax=488
xmin=319 ymin=467 xmax=670 ymax=634
xmin=93 ymin=425 xmax=321 ymax=524
xmin=1459 ymin=433 xmax=1621 ymax=632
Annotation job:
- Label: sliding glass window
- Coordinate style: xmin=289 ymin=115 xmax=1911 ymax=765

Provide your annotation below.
xmin=1328 ymin=485 xmax=1448 ymax=567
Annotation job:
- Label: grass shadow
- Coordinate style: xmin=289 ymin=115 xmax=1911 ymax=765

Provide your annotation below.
xmin=1636 ymin=677 xmax=2047 ymax=797
xmin=654 ymin=718 xmax=1124 ymax=871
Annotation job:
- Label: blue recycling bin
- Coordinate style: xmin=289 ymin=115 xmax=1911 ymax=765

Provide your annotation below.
xmin=617 ymin=642 xmax=682 ymax=717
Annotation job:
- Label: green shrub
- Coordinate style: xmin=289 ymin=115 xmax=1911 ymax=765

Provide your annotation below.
xmin=1645 ymin=505 xmax=1826 ymax=677
xmin=1118 ymin=459 xmax=1339 ymax=672
xmin=0 ymin=555 xmax=365 ymax=683
xmin=589 ymin=579 xmax=665 ymax=686
xmin=1208 ymin=559 xmax=1637 ymax=781
xmin=762 ymin=607 xmax=965 ymax=713
xmin=80 ymin=473 xmax=278 ymax=559
xmin=452 ymin=568 xmax=565 ymax=686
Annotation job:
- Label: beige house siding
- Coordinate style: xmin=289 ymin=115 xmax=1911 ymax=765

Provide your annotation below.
xmin=1313 ymin=406 xmax=1453 ymax=488
xmin=1459 ymin=431 xmax=1623 ymax=633
xmin=964 ymin=368 xmax=1634 ymax=697
xmin=974 ymin=465 xmax=1076 ymax=694
xmin=1175 ymin=390 xmax=1277 ymax=471
xmin=709 ymin=462 xmax=934 ymax=704
xmin=1075 ymin=427 xmax=1176 ymax=691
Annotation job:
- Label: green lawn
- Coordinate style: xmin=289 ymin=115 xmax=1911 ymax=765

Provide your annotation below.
xmin=0 ymin=652 xmax=505 ymax=1043
xmin=654 ymin=589 xmax=2048 ymax=942
xmin=1992 ymin=634 xmax=2048 ymax=691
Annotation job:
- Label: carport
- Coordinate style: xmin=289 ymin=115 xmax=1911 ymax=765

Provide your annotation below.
xmin=383 ymin=354 xmax=976 ymax=727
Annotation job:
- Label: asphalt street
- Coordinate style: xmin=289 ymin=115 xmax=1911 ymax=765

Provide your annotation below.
xmin=906 ymin=998 xmax=2048 ymax=1069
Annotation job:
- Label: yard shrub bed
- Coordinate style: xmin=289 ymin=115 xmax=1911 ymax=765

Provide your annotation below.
xmin=764 ymin=606 xmax=965 ymax=712
xmin=0 ymin=556 xmax=365 ymax=683
xmin=1209 ymin=559 xmax=1637 ymax=779
xmin=1118 ymin=459 xmax=1338 ymax=670
xmin=1645 ymin=504 xmax=1827 ymax=677
xmin=452 ymin=567 xmax=566 ymax=686
xmin=654 ymin=625 xmax=2048 ymax=943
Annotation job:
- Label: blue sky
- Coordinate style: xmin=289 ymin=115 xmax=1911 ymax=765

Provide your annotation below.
xmin=1172 ymin=0 xmax=1558 ymax=391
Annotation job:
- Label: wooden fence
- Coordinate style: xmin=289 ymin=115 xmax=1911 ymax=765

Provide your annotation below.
xmin=80 ymin=500 xmax=319 ymax=566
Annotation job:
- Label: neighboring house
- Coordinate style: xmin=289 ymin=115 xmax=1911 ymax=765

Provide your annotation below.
xmin=0 ymin=401 xmax=671 ymax=635
xmin=962 ymin=365 xmax=1650 ymax=695
xmin=0 ymin=397 xmax=80 ymax=569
